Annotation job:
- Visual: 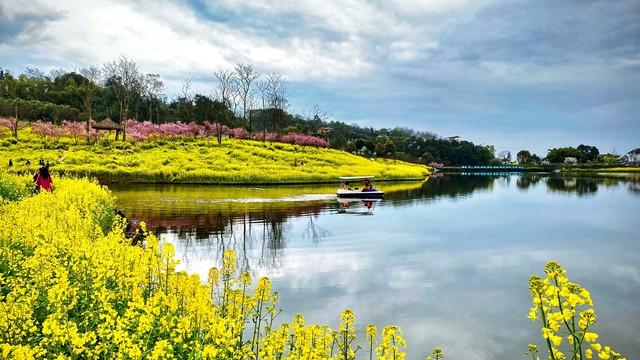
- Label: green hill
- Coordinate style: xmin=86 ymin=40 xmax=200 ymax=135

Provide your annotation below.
xmin=0 ymin=130 xmax=430 ymax=184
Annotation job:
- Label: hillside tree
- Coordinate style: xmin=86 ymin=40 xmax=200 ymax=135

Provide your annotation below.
xmin=103 ymin=56 xmax=142 ymax=140
xmin=234 ymin=63 xmax=259 ymax=130
xmin=78 ymin=66 xmax=101 ymax=138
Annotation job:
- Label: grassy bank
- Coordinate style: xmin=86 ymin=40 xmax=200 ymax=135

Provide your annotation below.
xmin=561 ymin=167 xmax=640 ymax=174
xmin=0 ymin=130 xmax=430 ymax=184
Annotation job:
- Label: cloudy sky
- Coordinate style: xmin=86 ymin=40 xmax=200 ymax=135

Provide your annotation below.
xmin=1 ymin=0 xmax=638 ymax=154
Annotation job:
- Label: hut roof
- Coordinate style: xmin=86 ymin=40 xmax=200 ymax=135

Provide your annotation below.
xmin=92 ymin=118 xmax=122 ymax=130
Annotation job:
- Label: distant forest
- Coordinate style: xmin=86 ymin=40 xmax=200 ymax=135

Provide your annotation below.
xmin=1 ymin=57 xmax=496 ymax=165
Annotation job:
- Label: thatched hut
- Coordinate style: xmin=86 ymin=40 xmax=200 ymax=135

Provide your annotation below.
xmin=92 ymin=118 xmax=123 ymax=140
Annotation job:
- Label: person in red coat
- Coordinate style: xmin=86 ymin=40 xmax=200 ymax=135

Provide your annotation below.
xmin=34 ymin=165 xmax=53 ymax=192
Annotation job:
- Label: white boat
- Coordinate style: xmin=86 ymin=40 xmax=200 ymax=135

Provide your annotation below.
xmin=336 ymin=176 xmax=384 ymax=199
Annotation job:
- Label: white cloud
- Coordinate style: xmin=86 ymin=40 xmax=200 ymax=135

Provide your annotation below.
xmin=0 ymin=0 xmax=374 ymax=82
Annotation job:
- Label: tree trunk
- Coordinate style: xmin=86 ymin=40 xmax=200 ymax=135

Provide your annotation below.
xmin=86 ymin=99 xmax=92 ymax=143
xmin=13 ymin=104 xmax=18 ymax=139
xmin=122 ymin=102 xmax=128 ymax=141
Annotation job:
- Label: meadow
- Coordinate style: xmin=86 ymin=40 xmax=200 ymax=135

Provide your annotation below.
xmin=0 ymin=126 xmax=430 ymax=184
xmin=0 ymin=175 xmax=627 ymax=360
xmin=561 ymin=167 xmax=640 ymax=174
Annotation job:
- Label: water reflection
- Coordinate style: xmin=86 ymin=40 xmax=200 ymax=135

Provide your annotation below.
xmin=111 ymin=174 xmax=640 ymax=272
xmin=110 ymin=174 xmax=640 ymax=359
xmin=337 ymin=198 xmax=380 ymax=215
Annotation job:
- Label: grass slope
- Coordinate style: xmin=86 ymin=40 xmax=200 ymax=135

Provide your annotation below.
xmin=0 ymin=130 xmax=430 ymax=184
xmin=561 ymin=167 xmax=640 ymax=174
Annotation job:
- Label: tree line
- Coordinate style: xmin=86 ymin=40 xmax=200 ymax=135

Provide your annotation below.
xmin=0 ymin=57 xmax=512 ymax=165
xmin=514 ymin=145 xmax=623 ymax=165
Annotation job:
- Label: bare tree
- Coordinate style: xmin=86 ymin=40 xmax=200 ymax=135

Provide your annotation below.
xmin=78 ymin=66 xmax=101 ymax=139
xmin=230 ymin=82 xmax=241 ymax=118
xmin=265 ymin=72 xmax=287 ymax=110
xmin=307 ymin=104 xmax=329 ymax=122
xmin=256 ymin=79 xmax=268 ymax=110
xmin=233 ymin=63 xmax=259 ymax=130
xmin=264 ymin=72 xmax=288 ymax=137
xmin=179 ymin=78 xmax=194 ymax=122
xmin=213 ymin=68 xmax=236 ymax=144
xmin=143 ymin=73 xmax=164 ymax=123
xmin=214 ymin=68 xmax=235 ymax=108
xmin=103 ymin=56 xmax=142 ymax=140
xmin=181 ymin=77 xmax=193 ymax=101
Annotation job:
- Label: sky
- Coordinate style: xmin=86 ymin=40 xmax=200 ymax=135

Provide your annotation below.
xmin=0 ymin=0 xmax=639 ymax=155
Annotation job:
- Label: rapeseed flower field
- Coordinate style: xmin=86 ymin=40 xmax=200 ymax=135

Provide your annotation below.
xmin=0 ymin=128 xmax=429 ymax=184
xmin=0 ymin=177 xmax=416 ymax=359
xmin=0 ymin=175 xmax=625 ymax=359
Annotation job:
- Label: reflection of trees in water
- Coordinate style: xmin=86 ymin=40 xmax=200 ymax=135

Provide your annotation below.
xmin=546 ymin=176 xmax=598 ymax=195
xmin=384 ymin=174 xmax=496 ymax=203
xmin=116 ymin=174 xmax=639 ymax=272
xmin=516 ymin=174 xmax=544 ymax=189
xmin=543 ymin=175 xmax=639 ymax=196
xmin=386 ymin=173 xmax=640 ymax=204
xmin=122 ymin=202 xmax=329 ymax=273
xmin=303 ymin=214 xmax=329 ymax=245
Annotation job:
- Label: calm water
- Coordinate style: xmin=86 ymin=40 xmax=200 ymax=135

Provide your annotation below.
xmin=110 ymin=174 xmax=640 ymax=359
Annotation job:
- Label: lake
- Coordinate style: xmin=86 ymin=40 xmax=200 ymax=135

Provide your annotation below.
xmin=110 ymin=173 xmax=640 ymax=359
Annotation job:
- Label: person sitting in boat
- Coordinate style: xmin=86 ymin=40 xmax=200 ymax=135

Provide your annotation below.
xmin=362 ymin=180 xmax=373 ymax=192
xmin=343 ymin=182 xmax=352 ymax=190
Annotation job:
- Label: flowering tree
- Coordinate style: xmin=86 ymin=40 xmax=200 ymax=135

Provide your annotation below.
xmin=62 ymin=121 xmax=86 ymax=144
xmin=0 ymin=118 xmax=13 ymax=136
xmin=280 ymin=133 xmax=328 ymax=148
xmin=32 ymin=121 xmax=56 ymax=141
xmin=0 ymin=117 xmax=19 ymax=138
xmin=227 ymin=127 xmax=248 ymax=139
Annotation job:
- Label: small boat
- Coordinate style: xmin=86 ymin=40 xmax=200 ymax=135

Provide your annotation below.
xmin=336 ymin=176 xmax=384 ymax=199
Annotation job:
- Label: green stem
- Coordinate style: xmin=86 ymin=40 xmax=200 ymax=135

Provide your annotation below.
xmin=553 ymin=276 xmax=579 ymax=354
xmin=538 ymin=293 xmax=557 ymax=360
xmin=569 ymin=324 xmax=590 ymax=360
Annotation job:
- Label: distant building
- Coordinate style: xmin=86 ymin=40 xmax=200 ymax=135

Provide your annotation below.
xmin=564 ymin=157 xmax=578 ymax=165
xmin=621 ymin=148 xmax=640 ymax=166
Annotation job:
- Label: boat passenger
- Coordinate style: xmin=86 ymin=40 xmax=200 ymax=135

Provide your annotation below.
xmin=362 ymin=180 xmax=373 ymax=192
xmin=343 ymin=182 xmax=351 ymax=190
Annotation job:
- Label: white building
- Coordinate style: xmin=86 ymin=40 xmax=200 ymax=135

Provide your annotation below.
xmin=621 ymin=148 xmax=640 ymax=165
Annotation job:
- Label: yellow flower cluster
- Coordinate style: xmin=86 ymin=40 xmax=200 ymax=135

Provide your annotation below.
xmin=0 ymin=176 xmax=417 ymax=359
xmin=1 ymin=132 xmax=430 ymax=184
xmin=426 ymin=347 xmax=444 ymax=360
xmin=527 ymin=261 xmax=626 ymax=360
xmin=0 ymin=171 xmax=33 ymax=203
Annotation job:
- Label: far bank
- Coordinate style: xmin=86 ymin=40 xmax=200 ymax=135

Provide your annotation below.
xmin=1 ymin=134 xmax=430 ymax=184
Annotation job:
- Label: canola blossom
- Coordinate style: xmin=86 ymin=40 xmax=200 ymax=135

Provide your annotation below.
xmin=527 ymin=262 xmax=626 ymax=360
xmin=0 ymin=177 xmax=413 ymax=359
xmin=0 ymin=126 xmax=430 ymax=184
xmin=0 ymin=175 xmax=627 ymax=359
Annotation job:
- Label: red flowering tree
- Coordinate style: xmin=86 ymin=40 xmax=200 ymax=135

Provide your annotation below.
xmin=63 ymin=121 xmax=86 ymax=144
